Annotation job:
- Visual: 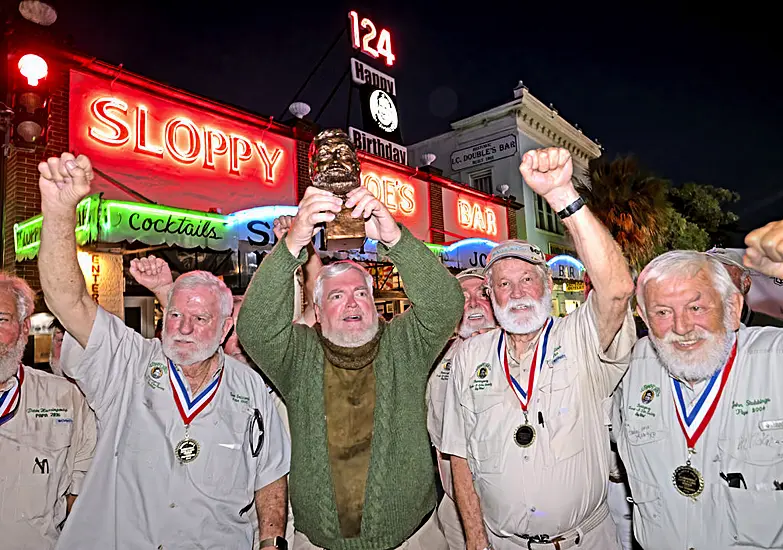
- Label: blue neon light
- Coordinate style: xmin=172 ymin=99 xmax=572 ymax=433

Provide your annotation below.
xmin=546 ymin=254 xmax=585 ymax=270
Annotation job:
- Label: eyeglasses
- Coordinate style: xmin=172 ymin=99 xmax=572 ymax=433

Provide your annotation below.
xmin=249 ymin=408 xmax=264 ymax=458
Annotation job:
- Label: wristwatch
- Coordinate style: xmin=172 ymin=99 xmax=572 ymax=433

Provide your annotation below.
xmin=557 ymin=196 xmax=586 ymax=219
xmin=259 ymin=537 xmax=288 ymax=550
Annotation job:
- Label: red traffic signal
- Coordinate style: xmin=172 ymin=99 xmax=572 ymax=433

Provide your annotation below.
xmin=11 ymin=52 xmax=52 ymax=148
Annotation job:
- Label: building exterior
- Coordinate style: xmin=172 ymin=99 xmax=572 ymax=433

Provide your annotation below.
xmin=2 ymin=47 xmax=521 ymax=362
xmin=407 ymin=82 xmax=601 ymax=255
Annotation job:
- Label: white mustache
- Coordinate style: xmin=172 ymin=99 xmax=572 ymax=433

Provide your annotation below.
xmin=662 ymin=328 xmax=709 ymax=345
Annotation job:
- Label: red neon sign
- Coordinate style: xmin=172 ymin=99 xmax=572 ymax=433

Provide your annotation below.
xmin=441 ymin=188 xmax=509 ymax=241
xmin=359 ymin=158 xmax=430 ymax=241
xmin=348 ymin=11 xmax=396 ymax=66
xmin=70 ymin=70 xmax=297 ymax=212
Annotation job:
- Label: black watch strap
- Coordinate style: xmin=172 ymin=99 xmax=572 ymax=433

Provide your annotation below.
xmin=557 ymin=196 xmax=585 ymax=220
xmin=259 ymin=536 xmax=287 ymax=550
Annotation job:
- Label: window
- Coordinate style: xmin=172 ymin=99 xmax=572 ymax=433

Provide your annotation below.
xmin=469 ymin=169 xmax=493 ymax=195
xmin=535 ymin=194 xmax=564 ymax=234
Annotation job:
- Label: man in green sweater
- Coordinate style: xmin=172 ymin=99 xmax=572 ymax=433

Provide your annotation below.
xmin=237 ymin=185 xmax=464 ymax=550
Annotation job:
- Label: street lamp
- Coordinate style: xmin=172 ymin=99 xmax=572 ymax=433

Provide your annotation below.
xmin=18 ymin=0 xmax=57 ymax=26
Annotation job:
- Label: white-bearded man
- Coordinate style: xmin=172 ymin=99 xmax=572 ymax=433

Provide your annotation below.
xmin=614 ymin=223 xmax=783 ymax=549
xmin=441 ymin=147 xmax=637 ymax=550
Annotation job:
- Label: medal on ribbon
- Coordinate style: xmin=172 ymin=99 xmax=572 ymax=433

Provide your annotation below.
xmin=0 ymin=365 xmax=23 ymax=427
xmin=169 ymin=359 xmax=223 ymax=464
xmin=499 ymin=318 xmax=553 ymax=448
xmin=670 ymin=338 xmax=737 ymax=498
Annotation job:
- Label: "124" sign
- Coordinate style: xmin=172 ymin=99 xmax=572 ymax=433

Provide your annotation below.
xmin=348 ymin=11 xmax=395 ymax=66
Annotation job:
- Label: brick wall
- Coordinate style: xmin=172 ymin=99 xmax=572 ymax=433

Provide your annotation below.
xmin=428 ymin=183 xmax=444 ymax=243
xmin=2 ymin=65 xmax=70 ymax=296
xmin=296 ymin=139 xmax=311 ymax=201
xmin=508 ymin=207 xmax=518 ymax=239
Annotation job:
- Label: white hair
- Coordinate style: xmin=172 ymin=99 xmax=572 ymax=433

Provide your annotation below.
xmin=0 ymin=272 xmax=35 ymax=321
xmin=313 ymin=261 xmax=374 ymax=307
xmin=636 ymin=251 xmax=740 ymax=318
xmin=167 ymin=271 xmax=233 ymax=319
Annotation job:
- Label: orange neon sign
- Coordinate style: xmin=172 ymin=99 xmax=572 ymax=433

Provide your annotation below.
xmin=457 ymin=198 xmax=498 ymax=236
xmin=87 ymin=97 xmax=284 ymax=182
xmin=362 ymin=172 xmax=416 ymax=215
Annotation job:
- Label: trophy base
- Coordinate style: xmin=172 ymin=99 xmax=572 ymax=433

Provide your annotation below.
xmin=324 ymin=208 xmax=366 ymax=251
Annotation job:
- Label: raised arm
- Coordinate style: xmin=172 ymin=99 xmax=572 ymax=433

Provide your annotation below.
xmin=520 ymin=148 xmax=634 ymax=350
xmin=129 ymin=255 xmax=174 ymax=306
xmin=744 ymin=219 xmax=783 ymax=278
xmin=273 ymin=214 xmax=322 ymax=326
xmin=38 ymin=153 xmax=98 ymax=347
xmin=346 ymin=186 xmax=463 ymax=359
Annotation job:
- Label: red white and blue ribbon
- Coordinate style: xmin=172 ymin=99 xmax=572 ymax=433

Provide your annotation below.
xmin=671 ymin=338 xmax=737 ymax=449
xmin=499 ymin=318 xmax=554 ymax=412
xmin=169 ymin=360 xmax=223 ymax=426
xmin=0 ymin=365 xmax=23 ymax=427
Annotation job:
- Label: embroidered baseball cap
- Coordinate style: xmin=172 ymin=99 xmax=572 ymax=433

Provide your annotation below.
xmin=704 ymin=247 xmax=748 ymax=271
xmin=484 ymin=240 xmax=547 ymax=273
xmin=455 ymin=267 xmax=485 ymax=282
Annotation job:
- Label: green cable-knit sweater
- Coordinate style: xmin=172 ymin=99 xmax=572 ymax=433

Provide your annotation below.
xmin=237 ymin=226 xmax=464 ymax=550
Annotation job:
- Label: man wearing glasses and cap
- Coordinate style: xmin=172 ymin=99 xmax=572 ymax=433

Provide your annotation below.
xmin=427 ymin=267 xmax=497 ymax=548
xmin=440 ymin=147 xmax=637 ymax=550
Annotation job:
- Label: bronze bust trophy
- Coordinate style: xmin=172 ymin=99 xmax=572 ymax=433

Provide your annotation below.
xmin=309 ymin=129 xmax=366 ymax=250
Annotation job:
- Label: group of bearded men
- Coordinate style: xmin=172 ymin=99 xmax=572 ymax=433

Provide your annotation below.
xmin=2 ymin=143 xmax=783 ymax=550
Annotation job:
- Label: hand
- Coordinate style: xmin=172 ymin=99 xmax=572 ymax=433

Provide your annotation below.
xmin=272 ymin=215 xmax=295 ymax=241
xmin=286 ymin=187 xmax=342 ymax=256
xmin=744 ymin=220 xmax=783 ymax=278
xmin=38 ymin=153 xmax=94 ymax=216
xmin=519 ymin=147 xmax=578 ymax=211
xmin=345 ymin=186 xmax=402 ymax=247
xmin=130 ymin=255 xmax=174 ymax=292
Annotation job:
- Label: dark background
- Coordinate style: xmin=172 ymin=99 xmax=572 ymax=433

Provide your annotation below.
xmin=23 ymin=1 xmax=783 ymax=244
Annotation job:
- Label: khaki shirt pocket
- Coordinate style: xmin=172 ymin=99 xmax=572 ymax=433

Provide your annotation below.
xmin=542 ymin=366 xmax=584 ymax=461
xmin=626 ymin=475 xmax=663 ymax=542
xmin=201 ymin=409 xmax=253 ymax=495
xmin=465 ymin=393 xmax=506 ymax=475
xmin=718 ymin=439 xmax=783 ymax=547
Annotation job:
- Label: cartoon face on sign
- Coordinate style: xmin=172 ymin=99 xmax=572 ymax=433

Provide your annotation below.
xmin=369 ymin=90 xmax=398 ymax=132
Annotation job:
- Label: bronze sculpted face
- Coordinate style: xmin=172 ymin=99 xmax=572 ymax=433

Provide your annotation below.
xmin=309 ymin=129 xmax=361 ymax=195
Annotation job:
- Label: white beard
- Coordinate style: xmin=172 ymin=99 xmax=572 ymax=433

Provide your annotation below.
xmin=322 ymin=315 xmax=380 ymax=348
xmin=161 ymin=324 xmax=222 ymax=366
xmin=650 ymin=326 xmax=736 ymax=383
xmin=458 ymin=308 xmax=496 ymax=339
xmin=0 ymin=336 xmax=26 ymax=384
xmin=492 ymin=289 xmax=552 ymax=335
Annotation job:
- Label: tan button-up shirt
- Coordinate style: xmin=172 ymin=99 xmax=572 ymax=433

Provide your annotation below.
xmin=56 ymin=307 xmax=290 ymax=550
xmin=441 ymin=294 xmax=635 ymax=542
xmin=614 ymin=326 xmax=783 ymax=550
xmin=0 ymin=366 xmax=96 ymax=550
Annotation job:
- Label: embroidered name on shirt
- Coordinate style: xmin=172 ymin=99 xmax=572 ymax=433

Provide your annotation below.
xmin=146 ymin=361 xmax=167 ymax=391
xmin=732 ymin=397 xmax=771 ymax=416
xmin=26 ymin=407 xmax=68 ymax=418
xmin=231 ymin=392 xmax=250 ymax=405
xmin=551 ymin=346 xmax=566 ymax=365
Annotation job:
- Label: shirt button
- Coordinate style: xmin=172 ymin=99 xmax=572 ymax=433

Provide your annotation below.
xmin=169 ymin=502 xmax=176 ymax=508
xmin=523 ymin=456 xmax=530 ymax=462
xmin=530 ymin=507 xmax=536 ymax=512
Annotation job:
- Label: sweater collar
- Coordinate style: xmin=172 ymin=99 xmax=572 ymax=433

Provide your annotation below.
xmin=315 ymin=321 xmax=386 ymax=370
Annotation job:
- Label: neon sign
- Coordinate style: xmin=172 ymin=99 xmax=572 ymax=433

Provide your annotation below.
xmin=348 ymin=11 xmax=396 ymax=66
xmin=457 ymin=198 xmax=498 ymax=236
xmin=87 ymin=97 xmax=284 ymax=181
xmin=362 ymin=172 xmax=415 ymax=215
xmin=70 ymin=70 xmax=297 ymax=213
xmin=440 ymin=188 xmax=509 ymax=241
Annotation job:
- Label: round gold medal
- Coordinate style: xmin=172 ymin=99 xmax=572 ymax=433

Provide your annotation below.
xmin=175 ymin=438 xmax=200 ymax=464
xmin=514 ymin=424 xmax=536 ymax=448
xmin=673 ymin=464 xmax=704 ymax=497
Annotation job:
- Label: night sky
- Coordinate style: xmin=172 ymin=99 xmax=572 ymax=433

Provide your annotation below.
xmin=43 ymin=1 xmax=783 ymax=244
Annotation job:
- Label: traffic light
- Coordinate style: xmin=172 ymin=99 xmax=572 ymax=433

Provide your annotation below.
xmin=10 ymin=52 xmax=51 ymax=148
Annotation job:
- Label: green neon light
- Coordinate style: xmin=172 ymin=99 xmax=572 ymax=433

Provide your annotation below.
xmin=425 ymin=242 xmax=446 ymax=256
xmin=103 ymin=200 xmax=227 ymax=224
xmin=14 ymin=196 xmax=95 ymax=257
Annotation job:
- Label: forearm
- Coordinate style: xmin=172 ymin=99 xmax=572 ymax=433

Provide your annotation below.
xmin=255 ymin=476 xmax=287 ymax=540
xmin=451 ymin=456 xmax=489 ymax=550
xmin=39 ymin=210 xmax=96 ymax=346
xmin=236 ymin=241 xmax=307 ymax=389
xmin=303 ymin=243 xmax=322 ymax=308
xmin=379 ymin=226 xmax=464 ymax=336
xmin=152 ymin=283 xmax=174 ymax=308
xmin=66 ymin=494 xmax=77 ymax=515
